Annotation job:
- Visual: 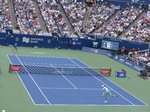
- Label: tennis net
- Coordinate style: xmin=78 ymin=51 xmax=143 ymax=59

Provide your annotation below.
xmin=9 ymin=64 xmax=111 ymax=76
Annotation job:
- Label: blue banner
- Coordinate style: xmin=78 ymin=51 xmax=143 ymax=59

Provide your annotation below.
xmin=106 ymin=51 xmax=115 ymax=58
xmin=113 ymin=54 xmax=145 ymax=72
xmin=82 ymin=46 xmax=107 ymax=55
xmin=0 ymin=32 xmax=149 ymax=52
xmin=116 ymin=71 xmax=126 ymax=77
xmin=82 ymin=47 xmax=145 ymax=72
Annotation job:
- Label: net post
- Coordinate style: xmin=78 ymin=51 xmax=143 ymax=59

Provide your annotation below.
xmin=9 ymin=64 xmax=12 ymax=73
xmin=109 ymin=68 xmax=111 ymax=76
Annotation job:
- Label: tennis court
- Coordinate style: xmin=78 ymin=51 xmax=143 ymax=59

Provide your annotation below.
xmin=7 ymin=55 xmax=147 ymax=106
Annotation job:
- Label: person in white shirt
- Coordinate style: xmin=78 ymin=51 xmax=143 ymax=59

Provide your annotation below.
xmin=101 ymin=85 xmax=118 ymax=103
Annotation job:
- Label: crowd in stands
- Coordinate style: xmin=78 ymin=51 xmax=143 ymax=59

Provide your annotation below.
xmin=126 ymin=50 xmax=150 ymax=65
xmin=38 ymin=0 xmax=76 ymax=37
xmin=85 ymin=3 xmax=118 ymax=34
xmin=61 ymin=1 xmax=87 ymax=35
xmin=0 ymin=0 xmax=150 ymax=79
xmin=13 ymin=0 xmax=44 ymax=35
xmin=0 ymin=0 xmax=149 ymax=40
xmin=61 ymin=1 xmax=119 ymax=36
xmin=125 ymin=50 xmax=150 ymax=79
xmin=121 ymin=10 xmax=150 ymax=43
xmin=0 ymin=0 xmax=12 ymax=32
xmin=95 ymin=5 xmax=143 ymax=38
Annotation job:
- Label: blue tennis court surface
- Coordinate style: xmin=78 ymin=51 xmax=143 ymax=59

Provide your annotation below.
xmin=8 ymin=55 xmax=147 ymax=106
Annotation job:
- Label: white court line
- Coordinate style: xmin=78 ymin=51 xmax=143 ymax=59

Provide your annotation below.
xmin=74 ymin=58 xmax=148 ymax=106
xmin=40 ymin=87 xmax=109 ymax=91
xmin=68 ymin=58 xmax=136 ymax=106
xmin=31 ymin=52 xmax=46 ymax=54
xmin=7 ymin=55 xmax=36 ymax=105
xmin=50 ymin=64 xmax=78 ymax=89
xmin=15 ymin=55 xmax=52 ymax=105
xmin=22 ymin=62 xmax=76 ymax=66
xmin=7 ymin=55 xmax=147 ymax=106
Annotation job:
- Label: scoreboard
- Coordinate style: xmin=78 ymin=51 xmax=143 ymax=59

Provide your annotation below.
xmin=101 ymin=40 xmax=119 ymax=51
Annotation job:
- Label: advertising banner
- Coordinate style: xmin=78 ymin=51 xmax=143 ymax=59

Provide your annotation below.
xmin=115 ymin=71 xmax=126 ymax=77
xmin=106 ymin=51 xmax=115 ymax=58
xmin=10 ymin=65 xmax=21 ymax=71
xmin=112 ymin=54 xmax=144 ymax=72
xmin=100 ymin=69 xmax=111 ymax=75
xmin=82 ymin=46 xmax=107 ymax=55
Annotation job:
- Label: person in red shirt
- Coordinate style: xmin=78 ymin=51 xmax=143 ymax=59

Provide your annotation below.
xmin=122 ymin=68 xmax=126 ymax=73
xmin=68 ymin=40 xmax=73 ymax=49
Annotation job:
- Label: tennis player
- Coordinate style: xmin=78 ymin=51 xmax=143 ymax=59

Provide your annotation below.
xmin=11 ymin=43 xmax=18 ymax=53
xmin=101 ymin=85 xmax=118 ymax=103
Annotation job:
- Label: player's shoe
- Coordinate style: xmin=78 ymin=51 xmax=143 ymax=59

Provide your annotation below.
xmin=104 ymin=100 xmax=107 ymax=104
xmin=115 ymin=95 xmax=118 ymax=97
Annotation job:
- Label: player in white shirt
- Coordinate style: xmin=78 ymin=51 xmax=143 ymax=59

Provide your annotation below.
xmin=101 ymin=85 xmax=118 ymax=103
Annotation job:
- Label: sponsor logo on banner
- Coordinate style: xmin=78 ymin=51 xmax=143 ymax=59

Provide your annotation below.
xmin=22 ymin=37 xmax=30 ymax=43
xmin=134 ymin=65 xmax=143 ymax=71
xmin=10 ymin=65 xmax=21 ymax=71
xmin=106 ymin=51 xmax=113 ymax=58
xmin=114 ymin=55 xmax=118 ymax=59
xmin=119 ymin=73 xmax=125 ymax=77
xmin=119 ymin=58 xmax=125 ymax=63
xmin=47 ymin=39 xmax=51 ymax=43
xmin=0 ymin=37 xmax=6 ymax=40
xmin=90 ymin=49 xmax=98 ymax=53
xmin=94 ymin=49 xmax=98 ymax=53
xmin=15 ymin=37 xmax=19 ymax=42
xmin=100 ymin=69 xmax=110 ymax=75
xmin=112 ymin=54 xmax=144 ymax=72
xmin=30 ymin=38 xmax=44 ymax=43
xmin=72 ymin=38 xmax=79 ymax=41
xmin=22 ymin=37 xmax=44 ymax=43
xmin=73 ymin=41 xmax=76 ymax=45
xmin=125 ymin=61 xmax=133 ymax=66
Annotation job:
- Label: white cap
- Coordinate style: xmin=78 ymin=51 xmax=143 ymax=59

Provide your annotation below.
xmin=101 ymin=85 xmax=104 ymax=87
xmin=2 ymin=110 xmax=6 ymax=112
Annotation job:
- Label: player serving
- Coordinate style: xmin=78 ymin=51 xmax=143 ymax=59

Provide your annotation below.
xmin=101 ymin=85 xmax=118 ymax=103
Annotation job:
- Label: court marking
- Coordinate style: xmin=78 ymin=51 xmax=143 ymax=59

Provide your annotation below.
xmin=31 ymin=52 xmax=46 ymax=54
xmin=7 ymin=55 xmax=148 ymax=106
xmin=68 ymin=58 xmax=135 ymax=105
xmin=75 ymin=58 xmax=148 ymax=106
xmin=50 ymin=63 xmax=78 ymax=89
xmin=15 ymin=55 xmax=52 ymax=105
xmin=40 ymin=87 xmax=111 ymax=90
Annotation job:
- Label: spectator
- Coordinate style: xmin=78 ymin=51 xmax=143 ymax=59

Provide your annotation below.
xmin=0 ymin=0 xmax=12 ymax=32
xmin=122 ymin=68 xmax=126 ymax=72
xmin=13 ymin=0 xmax=42 ymax=35
xmin=121 ymin=10 xmax=150 ymax=42
xmin=38 ymin=0 xmax=74 ymax=37
xmin=121 ymin=46 xmax=125 ymax=55
xmin=95 ymin=5 xmax=142 ymax=38
xmin=68 ymin=40 xmax=73 ymax=49
xmin=139 ymin=69 xmax=149 ymax=80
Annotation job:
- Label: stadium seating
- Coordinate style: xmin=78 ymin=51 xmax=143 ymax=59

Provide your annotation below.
xmin=0 ymin=0 xmax=149 ymax=76
xmin=0 ymin=0 xmax=12 ymax=32
xmin=0 ymin=0 xmax=149 ymax=40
